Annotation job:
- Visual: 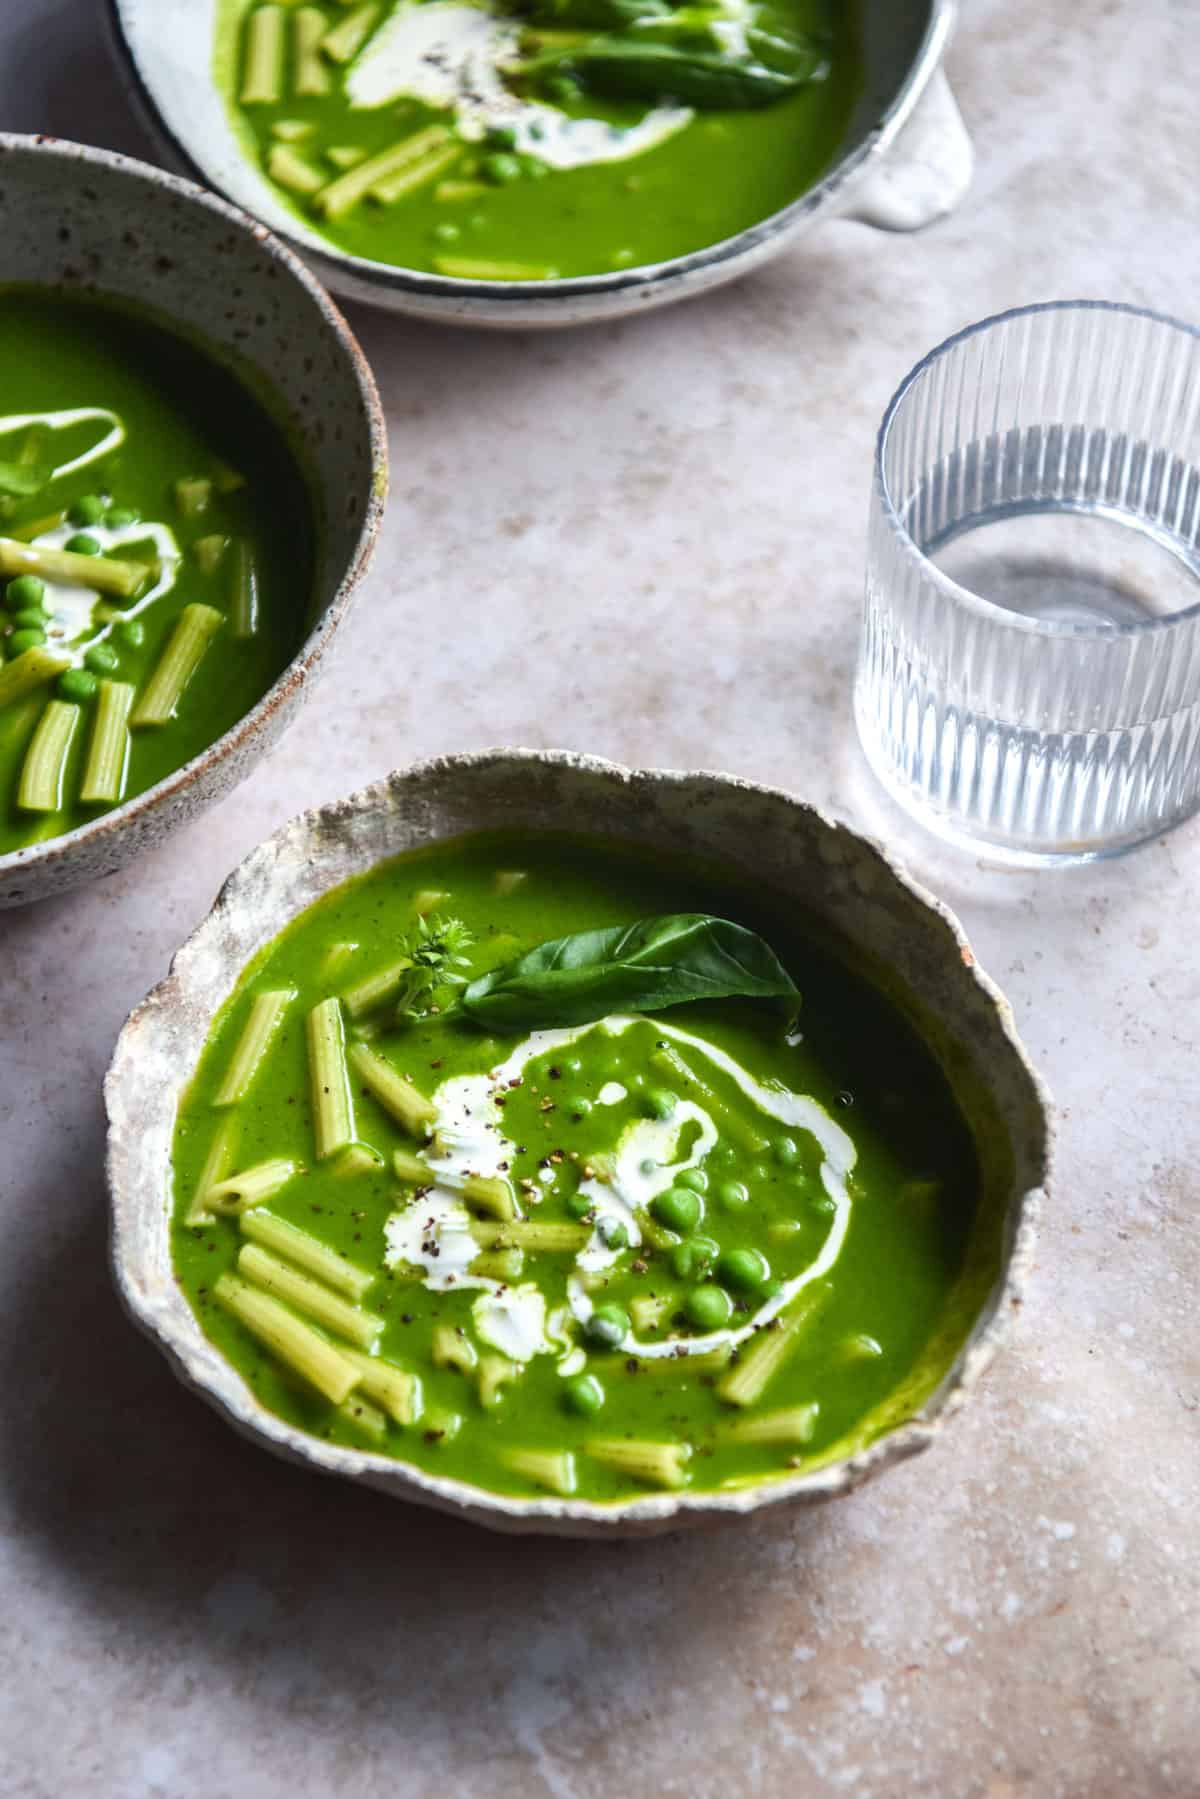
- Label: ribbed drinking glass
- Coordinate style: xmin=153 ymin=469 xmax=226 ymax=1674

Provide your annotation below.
xmin=855 ymin=301 xmax=1200 ymax=862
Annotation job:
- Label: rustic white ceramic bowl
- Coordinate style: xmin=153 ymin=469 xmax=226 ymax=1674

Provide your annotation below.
xmin=0 ymin=133 xmax=387 ymax=907
xmin=106 ymin=750 xmax=1050 ymax=1538
xmin=106 ymin=0 xmax=973 ymax=327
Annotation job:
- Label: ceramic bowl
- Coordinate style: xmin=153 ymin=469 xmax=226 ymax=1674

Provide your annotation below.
xmin=106 ymin=750 xmax=1050 ymax=1538
xmin=106 ymin=0 xmax=974 ymax=328
xmin=0 ymin=133 xmax=386 ymax=908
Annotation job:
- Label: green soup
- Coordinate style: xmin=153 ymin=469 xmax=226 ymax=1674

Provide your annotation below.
xmin=216 ymin=0 xmax=860 ymax=279
xmin=0 ymin=293 xmax=312 ymax=856
xmin=171 ymin=833 xmax=994 ymax=1507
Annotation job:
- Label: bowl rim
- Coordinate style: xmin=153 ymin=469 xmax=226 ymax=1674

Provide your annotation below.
xmin=0 ymin=130 xmax=388 ymax=887
xmin=105 ymin=747 xmax=1051 ymax=1534
xmin=103 ymin=0 xmax=957 ymax=305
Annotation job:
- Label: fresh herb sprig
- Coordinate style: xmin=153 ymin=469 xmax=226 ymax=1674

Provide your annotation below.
xmin=394 ymin=914 xmax=475 ymax=1024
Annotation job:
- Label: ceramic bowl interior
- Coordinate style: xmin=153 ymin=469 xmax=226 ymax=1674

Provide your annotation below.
xmin=106 ymin=751 xmax=1050 ymax=1538
xmin=108 ymin=0 xmax=950 ymax=319
xmin=0 ymin=133 xmax=386 ymax=907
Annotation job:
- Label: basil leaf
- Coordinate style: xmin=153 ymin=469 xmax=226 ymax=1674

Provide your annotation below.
xmin=0 ymin=461 xmax=51 ymax=498
xmin=458 ymin=913 xmax=799 ymax=1031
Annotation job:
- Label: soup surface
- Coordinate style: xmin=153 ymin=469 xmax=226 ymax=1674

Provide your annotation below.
xmin=172 ymin=834 xmax=988 ymax=1507
xmin=0 ymin=293 xmax=311 ymax=856
xmin=216 ymin=0 xmax=860 ymax=278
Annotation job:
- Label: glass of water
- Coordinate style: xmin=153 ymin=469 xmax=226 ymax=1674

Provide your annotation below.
xmin=855 ymin=301 xmax=1200 ymax=863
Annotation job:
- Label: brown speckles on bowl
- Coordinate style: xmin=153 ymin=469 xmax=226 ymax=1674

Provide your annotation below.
xmin=0 ymin=133 xmax=387 ymax=907
xmin=105 ymin=750 xmax=1050 ymax=1539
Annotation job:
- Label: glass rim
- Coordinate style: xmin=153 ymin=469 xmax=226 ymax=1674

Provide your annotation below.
xmin=874 ymin=298 xmax=1200 ymax=640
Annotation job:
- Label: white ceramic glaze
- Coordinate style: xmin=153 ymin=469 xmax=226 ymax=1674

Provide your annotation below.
xmin=0 ymin=134 xmax=387 ymax=907
xmin=106 ymin=0 xmax=973 ymax=327
xmin=106 ymin=750 xmax=1050 ymax=1538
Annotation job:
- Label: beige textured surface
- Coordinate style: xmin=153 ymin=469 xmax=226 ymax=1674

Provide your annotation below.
xmin=1 ymin=1 xmax=1196 ymax=1794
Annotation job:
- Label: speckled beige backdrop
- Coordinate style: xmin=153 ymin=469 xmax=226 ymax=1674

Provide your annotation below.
xmin=1 ymin=2 xmax=1197 ymax=1795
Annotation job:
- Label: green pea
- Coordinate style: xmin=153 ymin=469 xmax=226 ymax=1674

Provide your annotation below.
xmin=7 ymin=628 xmax=45 ymax=657
xmin=584 ymin=1303 xmax=630 ymax=1348
xmin=432 ymin=222 xmax=460 ymax=244
xmin=57 ymin=667 xmax=98 ymax=704
xmin=524 ymin=158 xmax=549 ymax=180
xmin=5 ymin=574 xmax=44 ymax=611
xmin=811 ymin=1194 xmax=836 ymax=1216
xmin=717 ymin=1247 xmax=771 ymax=1292
xmin=562 ymin=1372 xmax=605 ymax=1416
xmin=671 ymin=1235 xmax=718 ymax=1280
xmin=64 ymin=532 xmax=101 ymax=556
xmin=68 ymin=494 xmax=106 ymax=527
xmin=116 ymin=618 xmax=145 ymax=648
xmin=685 ymin=1284 xmax=733 ymax=1332
xmin=84 ymin=641 xmax=119 ymax=674
xmin=774 ymin=1135 xmax=800 ymax=1167
xmin=566 ymin=1094 xmax=592 ymax=1118
xmin=544 ymin=73 xmax=580 ymax=103
xmin=11 ymin=608 xmax=47 ymax=630
xmin=676 ymin=1167 xmax=708 ymax=1193
xmin=467 ymin=213 xmax=487 ymax=232
xmin=650 ymin=1186 xmax=701 ymax=1234
xmin=643 ymin=1087 xmax=676 ymax=1121
xmin=482 ymin=152 xmax=522 ymax=185
xmin=565 ymin=1191 xmax=593 ymax=1220
xmin=713 ymin=1143 xmax=737 ymax=1166
xmin=105 ymin=505 xmax=139 ymax=529
xmin=717 ymin=1179 xmax=749 ymax=1211
xmin=597 ymin=1216 xmax=629 ymax=1251
xmin=486 ymin=125 xmax=518 ymax=149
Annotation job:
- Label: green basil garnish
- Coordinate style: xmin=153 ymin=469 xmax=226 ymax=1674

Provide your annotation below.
xmin=456 ymin=913 xmax=799 ymax=1031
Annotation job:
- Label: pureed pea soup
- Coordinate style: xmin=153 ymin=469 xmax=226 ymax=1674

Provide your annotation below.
xmin=216 ymin=0 xmax=860 ymax=279
xmin=172 ymin=834 xmax=990 ymax=1506
xmin=0 ymin=292 xmax=311 ymax=855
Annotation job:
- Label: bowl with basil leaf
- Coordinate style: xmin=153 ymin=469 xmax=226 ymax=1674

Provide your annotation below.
xmin=107 ymin=0 xmax=973 ymax=324
xmin=106 ymin=750 xmax=1048 ymax=1536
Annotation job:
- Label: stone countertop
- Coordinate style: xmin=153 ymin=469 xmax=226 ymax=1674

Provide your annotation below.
xmin=1 ymin=2 xmax=1196 ymax=1794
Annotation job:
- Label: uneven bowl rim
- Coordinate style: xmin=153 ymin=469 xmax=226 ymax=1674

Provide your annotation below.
xmin=103 ymin=0 xmax=957 ymax=307
xmin=0 ymin=130 xmax=388 ymax=887
xmin=106 ymin=748 xmax=1051 ymax=1534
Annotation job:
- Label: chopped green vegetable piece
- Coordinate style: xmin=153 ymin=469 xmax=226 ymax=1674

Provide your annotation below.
xmin=214 ymin=1271 xmax=358 ymax=1403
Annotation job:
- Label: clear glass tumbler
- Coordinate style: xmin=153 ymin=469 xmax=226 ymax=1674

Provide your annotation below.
xmin=855 ymin=301 xmax=1200 ymax=863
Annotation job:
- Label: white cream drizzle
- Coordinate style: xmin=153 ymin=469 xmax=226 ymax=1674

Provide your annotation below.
xmin=345 ymin=0 xmax=691 ymax=169
xmin=0 ymin=407 xmax=181 ymax=661
xmin=0 ymin=407 xmax=125 ymax=482
xmin=32 ymin=517 xmax=181 ymax=657
xmin=382 ymin=1015 xmax=856 ymax=1376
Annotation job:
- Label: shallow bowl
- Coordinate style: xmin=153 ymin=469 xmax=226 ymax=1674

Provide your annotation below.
xmin=0 ymin=133 xmax=387 ymax=907
xmin=106 ymin=750 xmax=1050 ymax=1538
xmin=106 ymin=0 xmax=974 ymax=327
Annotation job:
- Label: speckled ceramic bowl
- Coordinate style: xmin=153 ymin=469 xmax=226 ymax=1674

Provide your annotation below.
xmin=0 ymin=134 xmax=386 ymax=907
xmin=106 ymin=0 xmax=974 ymax=327
xmin=106 ymin=750 xmax=1051 ymax=1537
